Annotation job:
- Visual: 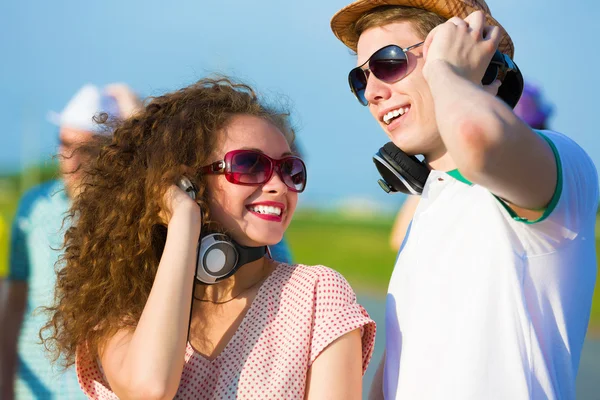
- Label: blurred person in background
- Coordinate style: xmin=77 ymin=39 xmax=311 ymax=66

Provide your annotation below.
xmin=268 ymin=227 xmax=294 ymax=263
xmin=0 ymin=83 xmax=141 ymax=400
xmin=0 ymin=215 xmax=7 ymax=277
xmin=388 ymin=195 xmax=419 ymax=252
xmin=330 ymin=1 xmax=598 ymax=399
xmin=388 ymin=81 xmax=555 ymax=252
xmin=514 ymin=81 xmax=554 ymax=131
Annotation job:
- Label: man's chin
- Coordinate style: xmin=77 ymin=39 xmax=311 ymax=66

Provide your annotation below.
xmin=388 ymin=135 xmax=421 ymax=156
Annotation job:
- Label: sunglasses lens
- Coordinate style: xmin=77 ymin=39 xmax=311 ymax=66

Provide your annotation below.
xmin=224 ymin=150 xmax=307 ymax=192
xmin=348 ymin=68 xmax=369 ymax=106
xmin=369 ymin=46 xmax=408 ymax=83
xmin=348 ymin=46 xmax=409 ymax=106
xmin=229 ymin=151 xmax=271 ymax=184
xmin=280 ymin=158 xmax=307 ymax=192
xmin=482 ymin=64 xmax=499 ymax=86
xmin=370 ymin=58 xmax=408 ymax=83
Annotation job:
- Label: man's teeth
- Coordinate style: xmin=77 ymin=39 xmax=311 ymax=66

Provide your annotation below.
xmin=249 ymin=205 xmax=282 ymax=216
xmin=383 ymin=106 xmax=410 ymax=125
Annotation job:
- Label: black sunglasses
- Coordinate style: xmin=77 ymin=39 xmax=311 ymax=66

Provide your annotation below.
xmin=348 ymin=42 xmax=424 ymax=106
xmin=349 ymin=42 xmax=522 ymax=108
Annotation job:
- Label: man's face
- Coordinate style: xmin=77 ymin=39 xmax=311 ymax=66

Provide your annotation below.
xmin=58 ymin=127 xmax=94 ymax=197
xmin=357 ymin=21 xmax=443 ymax=157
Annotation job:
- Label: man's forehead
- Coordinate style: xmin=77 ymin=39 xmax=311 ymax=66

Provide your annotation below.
xmin=356 ymin=21 xmax=421 ymax=63
xmin=59 ymin=127 xmax=94 ymax=142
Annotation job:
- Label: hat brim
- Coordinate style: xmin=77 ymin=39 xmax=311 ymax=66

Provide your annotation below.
xmin=331 ymin=0 xmax=514 ymax=59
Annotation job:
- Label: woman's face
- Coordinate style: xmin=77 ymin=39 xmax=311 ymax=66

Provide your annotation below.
xmin=205 ymin=114 xmax=299 ymax=247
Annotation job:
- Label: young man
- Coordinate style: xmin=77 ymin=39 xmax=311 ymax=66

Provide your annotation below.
xmin=389 ymin=81 xmax=556 ymax=253
xmin=0 ymin=83 xmax=140 ymax=400
xmin=330 ymin=1 xmax=598 ymax=399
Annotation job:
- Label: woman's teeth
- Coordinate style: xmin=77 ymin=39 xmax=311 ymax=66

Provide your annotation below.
xmin=248 ymin=205 xmax=282 ymax=216
xmin=383 ymin=106 xmax=410 ymax=125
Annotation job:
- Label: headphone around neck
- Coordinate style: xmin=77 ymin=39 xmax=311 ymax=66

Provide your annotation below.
xmin=373 ymin=50 xmax=524 ymax=195
xmin=177 ymin=177 xmax=267 ymax=285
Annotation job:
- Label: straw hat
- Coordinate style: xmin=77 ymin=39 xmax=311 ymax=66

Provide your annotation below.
xmin=331 ymin=0 xmax=514 ymax=58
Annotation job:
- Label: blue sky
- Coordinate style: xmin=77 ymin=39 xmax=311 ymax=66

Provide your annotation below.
xmin=1 ymin=0 xmax=598 ymax=211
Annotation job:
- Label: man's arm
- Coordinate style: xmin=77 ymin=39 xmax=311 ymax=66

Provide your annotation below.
xmin=0 ymin=279 xmax=28 ymax=400
xmin=423 ymin=12 xmax=557 ymax=215
xmin=390 ymin=197 xmax=419 ymax=252
xmin=1 ymin=208 xmax=31 ymax=400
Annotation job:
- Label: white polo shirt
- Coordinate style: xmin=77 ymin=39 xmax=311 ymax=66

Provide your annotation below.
xmin=384 ymin=130 xmax=598 ymax=400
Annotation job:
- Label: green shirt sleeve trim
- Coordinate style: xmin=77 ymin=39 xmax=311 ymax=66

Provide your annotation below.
xmin=495 ymin=131 xmax=563 ymax=225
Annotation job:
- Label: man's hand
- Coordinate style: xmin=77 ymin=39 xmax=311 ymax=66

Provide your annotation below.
xmin=423 ymin=11 xmax=501 ymax=86
xmin=421 ymin=11 xmax=557 ymax=214
xmin=104 ymin=83 xmax=143 ymax=119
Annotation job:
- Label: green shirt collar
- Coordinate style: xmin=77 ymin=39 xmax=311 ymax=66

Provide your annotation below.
xmin=446 ymin=169 xmax=473 ymax=185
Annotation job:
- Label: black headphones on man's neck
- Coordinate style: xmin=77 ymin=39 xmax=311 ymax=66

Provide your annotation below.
xmin=373 ymin=50 xmax=524 ymax=195
xmin=177 ymin=177 xmax=267 ymax=285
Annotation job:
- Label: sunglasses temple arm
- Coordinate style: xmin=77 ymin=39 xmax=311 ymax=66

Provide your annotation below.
xmin=404 ymin=41 xmax=425 ymax=52
xmin=200 ymin=161 xmax=225 ymax=174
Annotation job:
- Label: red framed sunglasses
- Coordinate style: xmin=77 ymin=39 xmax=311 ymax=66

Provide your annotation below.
xmin=201 ymin=149 xmax=307 ymax=193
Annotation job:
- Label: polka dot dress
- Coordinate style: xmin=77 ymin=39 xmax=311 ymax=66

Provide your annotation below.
xmin=76 ymin=264 xmax=376 ymax=399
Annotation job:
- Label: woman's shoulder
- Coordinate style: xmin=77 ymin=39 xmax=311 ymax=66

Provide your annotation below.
xmin=274 ymin=263 xmax=358 ymax=302
xmin=277 ymin=263 xmax=350 ymax=284
xmin=275 ymin=264 xmax=376 ymax=373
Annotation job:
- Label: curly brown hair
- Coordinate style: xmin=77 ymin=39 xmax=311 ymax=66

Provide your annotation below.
xmin=40 ymin=77 xmax=296 ymax=368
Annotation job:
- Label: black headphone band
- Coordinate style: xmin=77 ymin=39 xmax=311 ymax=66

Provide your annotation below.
xmin=373 ymin=153 xmax=422 ymax=195
xmin=233 ymin=241 xmax=268 ymax=269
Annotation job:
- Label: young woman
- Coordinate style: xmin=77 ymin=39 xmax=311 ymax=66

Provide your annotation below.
xmin=41 ymin=77 xmax=375 ymax=400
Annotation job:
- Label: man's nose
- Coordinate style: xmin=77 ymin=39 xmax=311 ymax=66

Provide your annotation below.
xmin=364 ymin=74 xmax=392 ymax=105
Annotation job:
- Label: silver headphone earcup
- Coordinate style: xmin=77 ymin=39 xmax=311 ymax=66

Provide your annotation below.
xmin=177 ymin=176 xmax=197 ymax=200
xmin=196 ymin=233 xmax=238 ymax=284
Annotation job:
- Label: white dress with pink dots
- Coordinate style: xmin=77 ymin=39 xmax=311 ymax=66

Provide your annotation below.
xmin=76 ymin=264 xmax=376 ymax=399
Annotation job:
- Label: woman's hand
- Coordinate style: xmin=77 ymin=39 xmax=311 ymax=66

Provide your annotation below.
xmin=159 ymin=184 xmax=202 ymax=228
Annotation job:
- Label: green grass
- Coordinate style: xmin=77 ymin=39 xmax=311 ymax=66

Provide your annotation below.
xmin=286 ymin=210 xmax=397 ymax=293
xmin=0 ymin=206 xmax=15 ymax=277
xmin=0 ymin=194 xmax=19 ymax=277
